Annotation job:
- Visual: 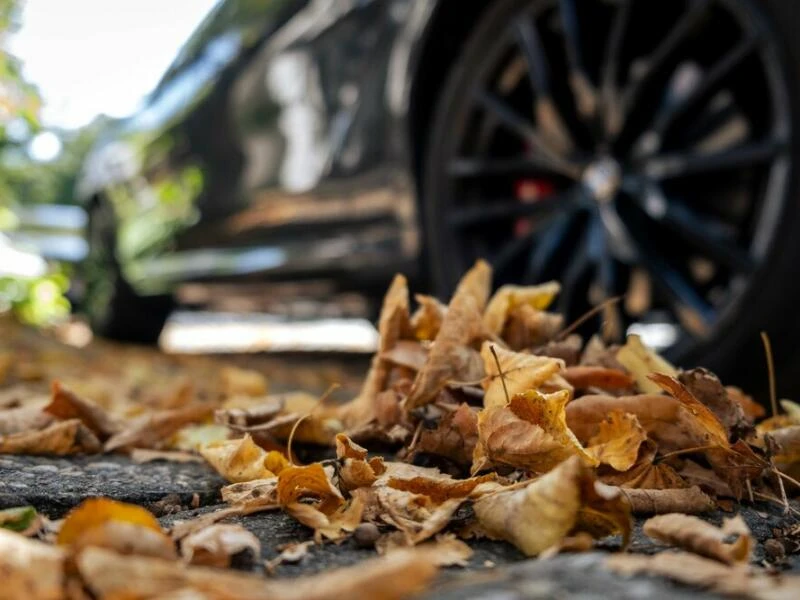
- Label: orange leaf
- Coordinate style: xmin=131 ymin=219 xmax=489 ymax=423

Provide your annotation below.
xmin=58 ymin=498 xmax=162 ymax=545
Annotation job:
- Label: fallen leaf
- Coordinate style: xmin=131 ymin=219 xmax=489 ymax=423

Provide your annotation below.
xmin=181 ymin=524 xmax=261 ymax=568
xmin=615 ymin=334 xmax=677 ymax=394
xmin=562 ymin=366 xmax=635 ymax=392
xmin=586 ymin=410 xmax=646 ymax=471
xmin=171 ymin=423 xmax=232 ymax=451
xmin=0 ymin=528 xmax=65 ymax=600
xmin=411 ymin=403 xmax=478 ymax=466
xmin=405 ymin=260 xmax=491 ymax=409
xmin=473 ymin=456 xmax=629 ymax=556
xmin=0 ymin=404 xmax=53 ymax=435
xmin=480 ymin=343 xmax=564 ymax=409
xmin=77 ymin=544 xmax=439 ymax=600
xmin=277 ymin=462 xmax=345 ymax=531
xmin=45 ymin=381 xmax=121 ymax=440
xmin=422 ymin=533 xmax=473 ymax=567
xmin=473 ymin=389 xmax=597 ymax=474
xmin=600 ymin=440 xmax=687 ymax=490
xmin=483 ymin=281 xmax=560 ymax=335
xmin=678 ymin=368 xmax=752 ymax=440
xmin=287 ymin=496 xmax=364 ymax=542
xmin=618 ymin=486 xmax=716 ymax=514
xmin=221 ymin=479 xmax=279 ymax=509
xmin=410 ymin=294 xmax=447 ymax=341
xmin=58 ymin=497 xmax=163 ymax=545
xmin=501 ymin=303 xmax=564 ymax=350
xmin=726 ymin=386 xmax=766 ymax=420
xmin=200 ymin=434 xmax=288 ymax=483
xmin=104 ymin=404 xmax=214 ymax=452
xmin=335 ymin=433 xmax=386 ymax=491
xmin=766 ymin=425 xmax=800 ymax=465
xmin=386 ymin=473 xmax=496 ymax=504
xmin=606 ymin=551 xmax=800 ymax=599
xmin=643 ymin=513 xmax=751 ymax=564
xmin=380 ymin=340 xmax=428 ymax=372
xmin=0 ymin=418 xmax=101 ymax=455
xmin=705 ymin=440 xmax=768 ymax=500
xmin=566 ymin=394 xmax=723 ymax=453
xmin=264 ymin=540 xmax=314 ymax=574
xmin=221 ymin=366 xmax=268 ymax=397
xmin=72 ymin=520 xmax=178 ymax=559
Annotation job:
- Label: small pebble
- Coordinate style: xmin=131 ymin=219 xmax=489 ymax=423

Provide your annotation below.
xmin=763 ymin=538 xmax=786 ymax=562
xmin=353 ymin=523 xmax=380 ymax=548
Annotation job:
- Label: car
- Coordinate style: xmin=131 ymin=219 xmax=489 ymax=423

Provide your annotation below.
xmin=76 ymin=0 xmax=800 ymax=393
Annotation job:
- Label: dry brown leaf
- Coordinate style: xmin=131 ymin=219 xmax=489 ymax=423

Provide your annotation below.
xmin=380 ymin=340 xmax=428 ymax=372
xmin=58 ymin=497 xmax=163 ymax=545
xmin=264 ymin=540 xmax=314 ymax=574
xmin=340 ymin=275 xmax=411 ymax=427
xmin=78 ymin=544 xmax=439 ymax=600
xmin=618 ymin=486 xmax=716 ymax=514
xmin=615 ymin=334 xmax=677 ymax=393
xmin=563 ymin=366 xmax=635 ymax=392
xmin=221 ymin=479 xmax=279 ymax=509
xmin=405 ymin=260 xmax=491 ymax=409
xmin=566 ymin=393 xmax=724 ymax=453
xmin=386 ymin=473 xmax=496 ymax=504
xmin=0 ymin=528 xmax=65 ymax=600
xmin=502 ymin=303 xmax=564 ymax=350
xmin=678 ymin=460 xmax=734 ymax=497
xmin=679 ymin=368 xmax=752 ymax=440
xmin=483 ymin=281 xmax=560 ymax=335
xmin=170 ymin=507 xmax=248 ymax=542
xmin=586 ymin=410 xmax=646 ymax=472
xmin=0 ymin=418 xmax=101 ymax=455
xmin=480 ymin=343 xmax=564 ymax=409
xmin=531 ymin=334 xmax=583 ymax=366
xmin=72 ymin=520 xmax=177 ymax=560
xmin=600 ymin=440 xmax=687 ymax=490
xmin=278 ymin=463 xmax=344 ymax=515
xmin=181 ymin=524 xmax=261 ymax=567
xmin=643 ymin=513 xmax=751 ymax=564
xmin=473 ymin=456 xmax=630 ymax=556
xmin=410 ymin=294 xmax=447 ymax=341
xmin=220 ymin=366 xmax=268 ymax=397
xmin=104 ymin=404 xmax=214 ymax=452
xmin=0 ymin=404 xmax=53 ymax=435
xmin=727 ymin=386 xmax=766 ymax=420
xmin=200 ymin=434 xmax=288 ymax=483
xmin=767 ymin=425 xmax=800 ymax=465
xmin=421 ymin=533 xmax=473 ymax=567
xmin=45 ymin=381 xmax=121 ymax=439
xmin=287 ymin=496 xmax=364 ymax=542
xmin=473 ymin=389 xmax=597 ymax=474
xmin=705 ymin=440 xmax=768 ymax=500
xmin=648 ymin=372 xmax=729 ymax=448
xmin=606 ymin=551 xmax=800 ymax=599
xmin=411 ymin=403 xmax=478 ymax=466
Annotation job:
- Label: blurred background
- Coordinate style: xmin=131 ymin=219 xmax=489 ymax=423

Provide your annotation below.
xmin=0 ymin=0 xmax=378 ymax=353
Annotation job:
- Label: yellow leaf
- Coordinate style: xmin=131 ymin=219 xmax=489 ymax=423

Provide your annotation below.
xmin=220 ymin=366 xmax=268 ymax=397
xmin=58 ymin=498 xmax=162 ymax=545
xmin=473 ymin=389 xmax=597 ymax=474
xmin=586 ymin=410 xmax=646 ymax=472
xmin=480 ymin=342 xmax=564 ymax=409
xmin=483 ymin=281 xmax=560 ymax=335
xmin=277 ymin=463 xmax=344 ymax=515
xmin=200 ymin=434 xmax=287 ymax=483
xmin=615 ymin=334 xmax=677 ymax=394
xmin=0 ymin=529 xmax=65 ymax=600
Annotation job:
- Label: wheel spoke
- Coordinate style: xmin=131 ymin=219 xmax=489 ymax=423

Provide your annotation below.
xmin=643 ymin=138 xmax=787 ymax=180
xmin=524 ymin=204 xmax=581 ymax=283
xmin=617 ymin=0 xmax=712 ymax=137
xmin=513 ymin=18 xmax=576 ymax=153
xmin=638 ymin=35 xmax=760 ymax=154
xmin=490 ymin=229 xmax=537 ymax=274
xmin=559 ymin=0 xmax=597 ymax=119
xmin=634 ymin=183 xmax=756 ymax=273
xmin=474 ymin=90 xmax=581 ymax=178
xmin=448 ymin=157 xmax=566 ymax=178
xmin=446 ymin=192 xmax=570 ymax=230
xmin=600 ymin=0 xmax=633 ymax=137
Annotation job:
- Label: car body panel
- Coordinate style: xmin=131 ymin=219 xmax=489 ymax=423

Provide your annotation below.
xmin=77 ymin=0 xmax=439 ymax=295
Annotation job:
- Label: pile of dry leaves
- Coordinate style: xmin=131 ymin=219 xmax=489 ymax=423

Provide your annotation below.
xmin=2 ymin=260 xmax=800 ymax=599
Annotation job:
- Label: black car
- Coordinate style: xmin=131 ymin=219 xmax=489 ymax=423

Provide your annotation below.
xmin=77 ymin=0 xmax=800 ymax=390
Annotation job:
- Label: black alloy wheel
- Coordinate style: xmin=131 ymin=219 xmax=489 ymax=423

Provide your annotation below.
xmin=424 ymin=0 xmax=800 ymax=391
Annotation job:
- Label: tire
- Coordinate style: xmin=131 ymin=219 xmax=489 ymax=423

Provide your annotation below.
xmin=421 ymin=0 xmax=800 ymax=396
xmin=81 ymin=200 xmax=173 ymax=344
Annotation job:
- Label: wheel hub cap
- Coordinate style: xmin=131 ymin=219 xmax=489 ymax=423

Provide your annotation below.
xmin=581 ymin=157 xmax=622 ymax=204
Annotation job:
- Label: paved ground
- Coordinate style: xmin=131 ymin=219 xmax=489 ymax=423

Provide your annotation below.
xmin=1 ymin=451 xmax=796 ymax=598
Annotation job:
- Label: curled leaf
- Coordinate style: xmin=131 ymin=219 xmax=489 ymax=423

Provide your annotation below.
xmin=643 ymin=513 xmax=751 ymax=564
xmin=200 ymin=434 xmax=288 ymax=483
xmin=0 ymin=418 xmax=101 ymax=455
xmin=618 ymin=486 xmax=715 ymax=515
xmin=181 ymin=524 xmax=261 ymax=567
xmin=615 ymin=334 xmax=677 ymax=393
xmin=586 ymin=410 xmax=646 ymax=472
xmin=483 ymin=281 xmax=560 ymax=335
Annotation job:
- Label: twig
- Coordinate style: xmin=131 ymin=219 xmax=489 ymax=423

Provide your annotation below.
xmin=489 ymin=345 xmax=510 ymax=404
xmin=286 ymin=383 xmax=339 ymax=466
xmin=760 ymin=331 xmax=779 ymax=418
xmin=556 ymin=296 xmax=622 ymax=341
xmin=655 ymin=445 xmax=719 ymax=463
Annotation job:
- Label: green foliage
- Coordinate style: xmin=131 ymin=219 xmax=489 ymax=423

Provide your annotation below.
xmin=0 ymin=267 xmax=72 ymax=325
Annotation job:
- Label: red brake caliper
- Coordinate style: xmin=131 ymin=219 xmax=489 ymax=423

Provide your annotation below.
xmin=513 ymin=178 xmax=556 ymax=237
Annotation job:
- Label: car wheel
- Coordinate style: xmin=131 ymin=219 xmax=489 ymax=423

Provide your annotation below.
xmin=423 ymin=0 xmax=800 ymax=393
xmin=82 ymin=199 xmax=172 ymax=344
